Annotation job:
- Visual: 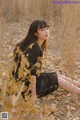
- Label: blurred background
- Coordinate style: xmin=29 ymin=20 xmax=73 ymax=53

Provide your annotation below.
xmin=0 ymin=0 xmax=80 ymax=77
xmin=0 ymin=1 xmax=80 ymax=119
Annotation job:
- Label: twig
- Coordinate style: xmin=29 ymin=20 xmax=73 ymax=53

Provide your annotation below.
xmin=2 ymin=79 xmax=8 ymax=102
xmin=69 ymin=109 xmax=80 ymax=120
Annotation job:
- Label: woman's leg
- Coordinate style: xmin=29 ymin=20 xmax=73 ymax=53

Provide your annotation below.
xmin=57 ymin=73 xmax=80 ymax=87
xmin=57 ymin=75 xmax=80 ymax=95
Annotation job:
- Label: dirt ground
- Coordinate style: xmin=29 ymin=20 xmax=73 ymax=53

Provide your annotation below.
xmin=0 ymin=18 xmax=80 ymax=120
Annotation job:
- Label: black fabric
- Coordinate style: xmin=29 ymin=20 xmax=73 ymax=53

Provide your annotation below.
xmin=12 ymin=42 xmax=43 ymax=80
xmin=36 ymin=72 xmax=59 ymax=97
xmin=27 ymin=43 xmax=43 ymax=76
xmin=26 ymin=43 xmax=43 ymax=65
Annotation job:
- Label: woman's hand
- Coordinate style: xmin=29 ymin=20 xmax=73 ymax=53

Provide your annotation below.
xmin=31 ymin=95 xmax=39 ymax=104
xmin=30 ymin=75 xmax=39 ymax=104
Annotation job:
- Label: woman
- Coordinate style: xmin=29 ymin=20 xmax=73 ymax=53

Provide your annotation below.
xmin=12 ymin=20 xmax=80 ymax=104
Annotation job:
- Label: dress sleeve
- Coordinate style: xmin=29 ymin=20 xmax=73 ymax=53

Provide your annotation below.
xmin=25 ymin=43 xmax=43 ymax=77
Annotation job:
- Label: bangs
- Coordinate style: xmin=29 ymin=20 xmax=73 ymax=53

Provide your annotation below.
xmin=38 ymin=21 xmax=49 ymax=29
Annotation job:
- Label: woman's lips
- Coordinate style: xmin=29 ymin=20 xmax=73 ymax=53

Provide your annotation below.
xmin=45 ymin=35 xmax=48 ymax=37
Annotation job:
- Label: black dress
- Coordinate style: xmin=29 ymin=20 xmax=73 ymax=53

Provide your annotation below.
xmin=12 ymin=42 xmax=59 ymax=101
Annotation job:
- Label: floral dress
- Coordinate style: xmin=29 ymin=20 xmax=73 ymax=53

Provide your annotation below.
xmin=8 ymin=42 xmax=59 ymax=101
xmin=12 ymin=42 xmax=43 ymax=100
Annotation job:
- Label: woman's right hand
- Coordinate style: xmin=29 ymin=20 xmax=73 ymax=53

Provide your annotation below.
xmin=31 ymin=95 xmax=40 ymax=104
xmin=30 ymin=75 xmax=39 ymax=104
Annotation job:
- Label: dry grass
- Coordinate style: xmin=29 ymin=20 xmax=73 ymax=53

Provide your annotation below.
xmin=61 ymin=5 xmax=80 ymax=113
xmin=62 ymin=5 xmax=80 ymax=78
xmin=0 ymin=0 xmax=63 ymax=23
xmin=0 ymin=8 xmax=3 ymax=49
xmin=0 ymin=0 xmax=29 ymax=21
xmin=0 ymin=1 xmax=80 ymax=119
xmin=29 ymin=0 xmax=62 ymax=25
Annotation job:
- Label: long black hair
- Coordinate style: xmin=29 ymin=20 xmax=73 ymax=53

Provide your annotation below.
xmin=15 ymin=20 xmax=49 ymax=52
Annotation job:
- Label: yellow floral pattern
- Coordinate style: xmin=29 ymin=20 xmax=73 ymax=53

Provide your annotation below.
xmin=11 ymin=42 xmax=43 ymax=99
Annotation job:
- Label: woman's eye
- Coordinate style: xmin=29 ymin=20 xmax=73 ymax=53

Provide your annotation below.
xmin=40 ymin=27 xmax=49 ymax=31
xmin=41 ymin=28 xmax=45 ymax=31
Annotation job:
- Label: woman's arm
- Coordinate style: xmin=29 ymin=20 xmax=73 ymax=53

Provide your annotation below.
xmin=30 ymin=75 xmax=38 ymax=103
xmin=25 ymin=43 xmax=43 ymax=103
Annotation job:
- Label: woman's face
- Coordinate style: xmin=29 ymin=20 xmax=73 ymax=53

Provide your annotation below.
xmin=36 ymin=27 xmax=50 ymax=41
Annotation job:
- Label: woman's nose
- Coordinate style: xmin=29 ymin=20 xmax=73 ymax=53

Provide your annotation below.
xmin=45 ymin=29 xmax=49 ymax=34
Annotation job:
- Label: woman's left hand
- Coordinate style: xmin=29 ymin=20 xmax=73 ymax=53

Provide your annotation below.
xmin=31 ymin=95 xmax=39 ymax=104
